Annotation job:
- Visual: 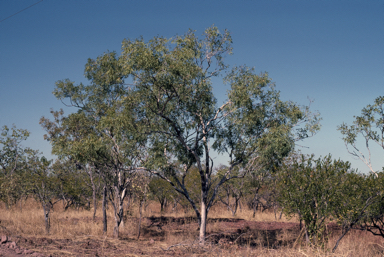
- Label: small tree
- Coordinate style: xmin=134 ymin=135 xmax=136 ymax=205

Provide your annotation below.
xmin=331 ymin=171 xmax=379 ymax=252
xmin=41 ymin=52 xmax=148 ymax=238
xmin=276 ymin=154 xmax=351 ymax=245
xmin=148 ymin=176 xmax=175 ymax=213
xmin=358 ymin=172 xmax=384 ymax=237
xmin=52 ymin=159 xmax=95 ymax=211
xmin=41 ymin=110 xmax=110 ymax=230
xmin=216 ymin=165 xmax=245 ymax=216
xmin=0 ymin=125 xmax=31 ymax=207
xmin=246 ymin=171 xmax=279 ymax=217
xmin=26 ymin=153 xmax=58 ymax=234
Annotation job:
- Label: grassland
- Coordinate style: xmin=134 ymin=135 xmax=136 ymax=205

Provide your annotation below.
xmin=0 ymin=199 xmax=383 ymax=256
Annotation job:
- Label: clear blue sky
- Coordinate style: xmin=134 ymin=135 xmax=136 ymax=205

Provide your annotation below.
xmin=1 ymin=0 xmax=383 ymax=173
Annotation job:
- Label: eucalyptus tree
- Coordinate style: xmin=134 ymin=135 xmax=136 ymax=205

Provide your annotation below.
xmin=43 ymin=26 xmax=319 ymax=243
xmin=119 ymin=26 xmax=321 ymax=244
xmin=336 ymin=96 xmax=384 ymax=250
xmin=338 ymin=96 xmax=384 ymax=177
xmin=41 ymin=52 xmax=147 ymax=238
xmin=0 ymin=125 xmax=31 ymax=207
xmin=26 ymin=153 xmax=58 ymax=234
xmin=41 ymin=109 xmax=111 ymax=230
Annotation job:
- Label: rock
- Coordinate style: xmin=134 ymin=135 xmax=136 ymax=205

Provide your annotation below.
xmin=15 ymin=247 xmax=23 ymax=254
xmin=0 ymin=235 xmax=7 ymax=244
xmin=149 ymin=239 xmax=155 ymax=244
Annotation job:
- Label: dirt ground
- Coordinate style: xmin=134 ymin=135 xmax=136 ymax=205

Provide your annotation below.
xmin=0 ymin=217 xmax=345 ymax=256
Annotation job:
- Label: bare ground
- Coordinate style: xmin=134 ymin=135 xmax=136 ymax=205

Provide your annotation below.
xmin=0 ymin=217 xmax=379 ymax=256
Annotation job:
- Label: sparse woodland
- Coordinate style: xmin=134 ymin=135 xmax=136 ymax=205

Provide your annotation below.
xmin=1 ymin=27 xmax=384 ymax=256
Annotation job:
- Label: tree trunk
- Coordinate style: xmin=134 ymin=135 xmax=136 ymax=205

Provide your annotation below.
xmin=89 ymin=171 xmax=97 ymax=221
xmin=112 ymin=186 xmax=125 ymax=239
xmin=332 ymin=226 xmax=352 ymax=252
xmin=42 ymin=203 xmax=50 ymax=234
xmin=93 ymin=189 xmax=97 ymax=221
xmin=172 ymin=198 xmax=178 ymax=213
xmin=102 ymin=185 xmax=108 ymax=234
xmin=113 ymin=218 xmax=120 ymax=238
xmin=233 ymin=197 xmax=240 ymax=216
xmin=137 ymin=200 xmax=143 ymax=239
xmin=199 ymin=201 xmax=207 ymax=246
xmin=112 ymin=192 xmax=124 ymax=238
xmin=305 ymin=227 xmax=309 ymax=245
xmin=160 ymin=199 xmax=165 ymax=212
xmin=113 ymin=206 xmax=124 ymax=238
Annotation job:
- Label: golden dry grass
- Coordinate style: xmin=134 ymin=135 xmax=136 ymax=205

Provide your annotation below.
xmin=0 ymin=199 xmax=383 ymax=256
xmin=207 ymin=203 xmax=295 ymax=222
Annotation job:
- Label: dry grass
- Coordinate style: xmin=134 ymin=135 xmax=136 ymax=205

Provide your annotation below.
xmin=1 ymin=199 xmax=115 ymax=237
xmin=0 ymin=199 xmax=383 ymax=256
xmin=208 ymin=203 xmax=295 ymax=223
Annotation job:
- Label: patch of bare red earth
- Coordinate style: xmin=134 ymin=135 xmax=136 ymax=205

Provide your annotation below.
xmin=141 ymin=217 xmax=304 ymax=248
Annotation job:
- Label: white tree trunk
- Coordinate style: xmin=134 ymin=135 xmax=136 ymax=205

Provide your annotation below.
xmin=199 ymin=201 xmax=207 ymax=246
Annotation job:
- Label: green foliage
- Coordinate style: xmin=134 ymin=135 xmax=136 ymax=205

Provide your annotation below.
xmin=52 ymin=159 xmax=94 ymax=210
xmin=333 ymin=172 xmax=374 ymax=224
xmin=244 ymin=169 xmax=279 ymax=216
xmin=276 ymin=154 xmax=352 ymax=245
xmin=358 ymin=172 xmax=384 ymax=236
xmin=333 ymin=96 xmax=384 ymax=249
xmin=149 ymin=176 xmax=177 ymax=211
xmin=149 ymin=165 xmax=205 ymax=211
xmin=25 ymin=153 xmax=58 ymax=234
xmin=42 ymin=48 xmax=149 ymax=238
xmin=0 ymin=125 xmax=30 ymax=173
xmin=43 ymin=50 xmax=146 ymax=168
xmin=329 ymin=171 xmax=384 ymax=252
xmin=216 ymin=165 xmax=246 ymax=216
xmin=0 ymin=125 xmax=32 ymax=206
xmin=120 ymin=25 xmax=319 ymax=200
xmin=26 ymin=154 xmax=56 ymax=201
xmin=333 ymin=171 xmax=384 ymax=233
xmin=119 ymin=26 xmax=320 ymax=243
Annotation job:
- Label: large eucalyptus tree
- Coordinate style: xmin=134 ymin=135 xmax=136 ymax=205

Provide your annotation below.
xmin=43 ymin=26 xmax=320 ymax=243
xmin=119 ymin=26 xmax=321 ymax=244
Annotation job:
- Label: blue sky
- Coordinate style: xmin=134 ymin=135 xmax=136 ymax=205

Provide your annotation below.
xmin=1 ymin=0 xmax=383 ymax=173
